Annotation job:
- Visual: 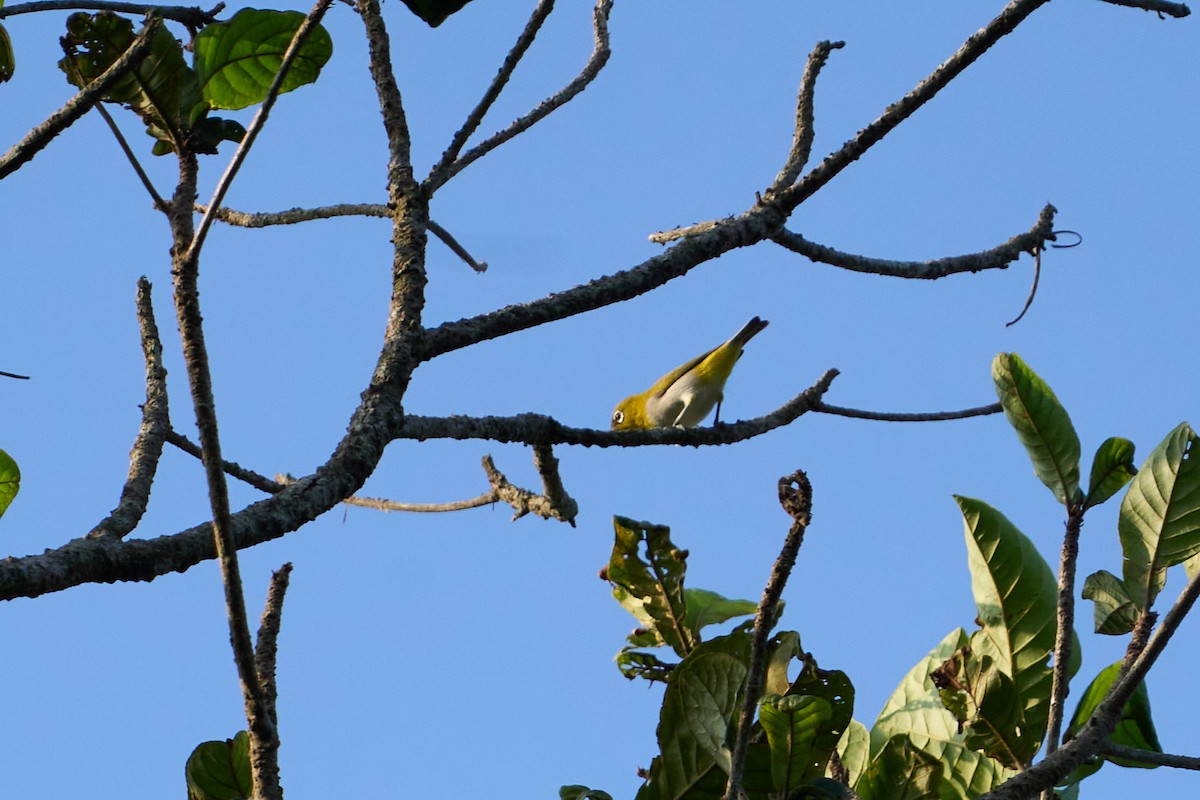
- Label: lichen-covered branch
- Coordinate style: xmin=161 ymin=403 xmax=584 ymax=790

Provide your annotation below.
xmin=814 ymin=401 xmax=1002 ymax=422
xmin=0 ymin=0 xmax=222 ymax=26
xmin=86 ymin=278 xmax=169 ymax=540
xmin=768 ymin=40 xmax=845 ymax=194
xmin=771 ymin=204 xmax=1057 ymax=279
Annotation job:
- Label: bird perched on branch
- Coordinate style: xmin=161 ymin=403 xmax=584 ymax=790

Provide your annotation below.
xmin=611 ymin=317 xmax=768 ymax=430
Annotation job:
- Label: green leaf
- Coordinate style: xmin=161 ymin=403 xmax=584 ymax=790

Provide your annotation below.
xmin=956 ymin=496 xmax=1063 ymax=758
xmin=607 ymin=516 xmax=695 ymax=657
xmin=682 ymin=588 xmax=757 ymax=637
xmin=834 ymin=719 xmax=870 ymax=787
xmin=760 ymin=694 xmax=833 ymax=792
xmin=185 ymin=731 xmax=251 ymax=800
xmin=1064 ymin=661 xmax=1161 ymax=768
xmin=194 ymin=9 xmax=333 ymax=111
xmin=59 ymin=12 xmax=201 ymax=154
xmin=930 ymin=643 xmax=1029 ymax=768
xmin=614 ymin=649 xmax=673 ymax=683
xmin=992 ymin=353 xmax=1082 ymax=505
xmin=1080 ymin=570 xmax=1137 ymax=635
xmin=764 ymin=630 xmax=803 ymax=696
xmin=1119 ymin=422 xmax=1200 ymax=610
xmin=400 ymin=0 xmax=475 ymax=27
xmin=0 ymin=448 xmax=19 ymax=518
xmin=870 ymin=629 xmax=1015 ymax=800
xmin=787 ymin=658 xmax=855 ymax=781
xmin=855 ymin=735 xmax=943 ymax=800
xmin=560 ymin=786 xmax=614 ymax=800
xmin=642 ymin=633 xmax=750 ymax=800
xmin=1085 ymin=437 xmax=1137 ymax=509
xmin=0 ymin=22 xmax=14 ymax=83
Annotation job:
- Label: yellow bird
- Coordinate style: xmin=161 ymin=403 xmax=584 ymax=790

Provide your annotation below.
xmin=611 ymin=317 xmax=769 ymax=430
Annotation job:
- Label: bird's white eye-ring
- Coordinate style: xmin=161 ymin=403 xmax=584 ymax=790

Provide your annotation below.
xmin=612 ymin=410 xmax=624 ymax=425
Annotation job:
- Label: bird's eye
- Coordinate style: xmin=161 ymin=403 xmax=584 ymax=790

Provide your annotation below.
xmin=612 ymin=410 xmax=624 ymax=425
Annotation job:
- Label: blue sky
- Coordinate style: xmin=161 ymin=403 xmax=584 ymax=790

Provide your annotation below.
xmin=1 ymin=1 xmax=1197 ymax=798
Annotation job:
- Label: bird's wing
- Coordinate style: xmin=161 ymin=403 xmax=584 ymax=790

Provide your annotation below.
xmin=647 ymin=346 xmax=719 ymax=400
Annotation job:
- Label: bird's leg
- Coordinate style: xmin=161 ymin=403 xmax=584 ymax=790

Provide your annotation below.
xmin=714 ymin=399 xmax=723 ymax=425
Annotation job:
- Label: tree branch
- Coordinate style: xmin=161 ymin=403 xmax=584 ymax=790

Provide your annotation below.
xmin=250 ymin=562 xmax=292 ymax=800
xmin=0 ymin=0 xmax=223 ymax=27
xmin=771 ymin=204 xmax=1057 ymax=279
xmin=768 ymin=41 xmax=845 ymax=194
xmin=1096 ymin=0 xmax=1189 ymax=16
xmin=1100 ymin=742 xmax=1200 ymax=769
xmin=424 ymin=0 xmax=556 ymax=192
xmin=0 ymin=16 xmax=160 ymax=180
xmin=1042 ymin=503 xmax=1086 ymax=765
xmin=186 ymin=0 xmax=334 ymax=265
xmin=814 ymin=401 xmax=1001 ymax=422
xmin=87 ymin=277 xmax=169 ymax=540
xmin=725 ymin=470 xmax=813 ymax=800
xmin=167 ymin=429 xmax=283 ymax=494
xmin=396 ymin=369 xmax=838 ymax=446
xmin=424 ymin=0 xmax=613 ymax=192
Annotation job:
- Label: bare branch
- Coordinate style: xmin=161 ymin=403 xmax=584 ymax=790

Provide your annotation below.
xmin=725 ymin=470 xmax=813 ymax=800
xmin=0 ymin=1 xmax=223 ymax=26
xmin=87 ymin=277 xmax=170 ymax=540
xmin=1100 ymin=742 xmax=1200 ymax=769
xmin=814 ymin=401 xmax=1001 ymax=422
xmin=395 ymin=369 xmax=837 ymax=447
xmin=772 ymin=204 xmax=1057 ymax=279
xmin=428 ymin=219 xmax=488 ymax=272
xmin=529 ymin=444 xmax=577 ymax=525
xmin=0 ymin=370 xmax=30 ymax=380
xmin=768 ymin=40 xmax=845 ymax=194
xmin=0 ymin=16 xmax=160 ymax=180
xmin=1097 ymin=0 xmax=1189 ymax=16
xmin=424 ymin=0 xmax=556 ymax=191
xmin=1043 ymin=504 xmax=1086 ymax=761
xmin=772 ymin=0 xmax=1056 ymax=213
xmin=1005 ymin=244 xmax=1043 ymax=326
xmin=426 ymin=0 xmax=613 ymax=191
xmin=88 ymin=98 xmax=167 ymax=210
xmin=250 ymin=562 xmax=292 ymax=798
xmin=357 ymin=0 xmax=414 ymax=189
xmin=168 ymin=429 xmax=283 ymax=494
xmin=201 ymin=202 xmax=388 ymax=225
xmin=186 ymin=0 xmax=335 ymax=264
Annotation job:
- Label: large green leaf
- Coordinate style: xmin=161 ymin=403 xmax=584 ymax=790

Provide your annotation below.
xmin=0 ymin=448 xmax=18 ymax=518
xmin=194 ymin=9 xmax=332 ymax=111
xmin=871 ymin=629 xmax=1014 ymax=800
xmin=1064 ymin=661 xmax=1161 ymax=780
xmin=1085 ymin=437 xmax=1138 ymax=509
xmin=0 ymin=21 xmax=14 ymax=83
xmin=855 ymin=735 xmax=943 ymax=800
xmin=992 ymin=353 xmax=1081 ymax=506
xmin=956 ymin=496 xmax=1061 ymax=757
xmin=1119 ymin=422 xmax=1200 ymax=610
xmin=930 ymin=642 xmax=1028 ymax=769
xmin=639 ymin=633 xmax=750 ymax=800
xmin=759 ymin=694 xmax=833 ymax=793
xmin=59 ymin=12 xmax=199 ymax=153
xmin=787 ymin=658 xmax=855 ymax=781
xmin=682 ymin=588 xmax=757 ymax=637
xmin=607 ymin=516 xmax=695 ymax=657
xmin=834 ymin=719 xmax=871 ymax=787
xmin=400 ymin=0 xmax=475 ymax=27
xmin=185 ymin=731 xmax=251 ymax=800
xmin=1080 ymin=570 xmax=1137 ymax=635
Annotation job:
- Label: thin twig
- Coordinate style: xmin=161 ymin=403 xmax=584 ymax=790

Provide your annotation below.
xmin=0 ymin=370 xmax=30 ymax=379
xmin=1005 ymin=245 xmax=1042 ymax=326
xmin=768 ymin=41 xmax=845 ymax=194
xmin=814 ymin=401 xmax=1001 ymax=422
xmin=1101 ymin=742 xmax=1200 ymax=769
xmin=167 ymin=429 xmax=283 ymax=494
xmin=427 ymin=219 xmax=488 ymax=272
xmin=724 ymin=470 xmax=813 ymax=800
xmin=90 ymin=98 xmax=167 ymax=210
xmin=771 ymin=204 xmax=1057 ymax=280
xmin=426 ymin=0 xmax=613 ymax=191
xmin=186 ymin=0 xmax=335 ymax=265
xmin=87 ymin=277 xmax=170 ymax=540
xmin=1042 ymin=504 xmax=1086 ymax=768
xmin=201 ymin=202 xmax=389 ymax=225
xmin=0 ymin=16 xmax=160 ymax=180
xmin=0 ymin=0 xmax=223 ymax=26
xmin=1096 ymin=0 xmax=1189 ymax=15
xmin=424 ymin=0 xmax=556 ymax=192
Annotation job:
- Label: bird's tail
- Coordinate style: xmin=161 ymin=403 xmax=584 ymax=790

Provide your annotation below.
xmin=731 ymin=316 xmax=769 ymax=347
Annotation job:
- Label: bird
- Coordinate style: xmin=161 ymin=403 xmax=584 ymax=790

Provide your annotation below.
xmin=611 ymin=317 xmax=769 ymax=430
